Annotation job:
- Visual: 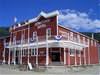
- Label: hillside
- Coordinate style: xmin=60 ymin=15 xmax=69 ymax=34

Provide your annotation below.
xmin=0 ymin=27 xmax=9 ymax=37
xmin=81 ymin=32 xmax=100 ymax=43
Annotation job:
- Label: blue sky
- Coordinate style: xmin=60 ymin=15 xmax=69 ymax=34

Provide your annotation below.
xmin=0 ymin=0 xmax=100 ymax=32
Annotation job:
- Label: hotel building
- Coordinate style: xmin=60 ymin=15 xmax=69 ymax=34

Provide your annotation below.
xmin=0 ymin=11 xmax=99 ymax=67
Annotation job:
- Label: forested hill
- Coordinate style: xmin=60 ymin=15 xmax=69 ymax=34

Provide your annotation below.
xmin=0 ymin=27 xmax=9 ymax=37
xmin=81 ymin=32 xmax=100 ymax=43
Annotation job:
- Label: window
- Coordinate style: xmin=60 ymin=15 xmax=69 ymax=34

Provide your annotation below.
xmin=70 ymin=32 xmax=73 ymax=41
xmin=31 ymin=48 xmax=36 ymax=56
xmin=70 ymin=49 xmax=75 ymax=56
xmin=46 ymin=28 xmax=51 ymax=37
xmin=76 ymin=50 xmax=81 ymax=57
xmin=83 ymin=37 xmax=85 ymax=44
xmin=22 ymin=48 xmax=27 ymax=56
xmin=31 ymin=31 xmax=37 ymax=41
xmin=95 ymin=41 xmax=97 ymax=47
xmin=91 ymin=40 xmax=93 ymax=46
xmin=33 ymin=32 xmax=37 ymax=40
xmin=77 ymin=35 xmax=80 ymax=43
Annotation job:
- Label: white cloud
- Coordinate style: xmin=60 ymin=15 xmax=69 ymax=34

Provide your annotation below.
xmin=58 ymin=9 xmax=100 ymax=32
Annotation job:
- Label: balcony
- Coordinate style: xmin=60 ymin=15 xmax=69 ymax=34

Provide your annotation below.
xmin=4 ymin=35 xmax=88 ymax=50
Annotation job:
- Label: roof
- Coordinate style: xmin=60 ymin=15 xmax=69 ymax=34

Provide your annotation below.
xmin=11 ymin=10 xmax=59 ymax=28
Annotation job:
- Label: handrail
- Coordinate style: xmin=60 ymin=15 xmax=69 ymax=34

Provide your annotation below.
xmin=4 ymin=35 xmax=88 ymax=46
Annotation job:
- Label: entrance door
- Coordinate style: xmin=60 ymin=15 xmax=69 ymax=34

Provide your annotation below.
xmin=16 ymin=51 xmax=20 ymax=64
xmin=52 ymin=52 xmax=60 ymax=62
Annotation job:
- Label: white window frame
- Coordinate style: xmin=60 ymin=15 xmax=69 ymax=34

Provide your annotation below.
xmin=95 ymin=41 xmax=97 ymax=47
xmin=91 ymin=40 xmax=93 ymax=46
xmin=32 ymin=31 xmax=37 ymax=41
xmin=77 ymin=35 xmax=80 ymax=43
xmin=46 ymin=28 xmax=51 ymax=37
xmin=31 ymin=47 xmax=36 ymax=56
xmin=77 ymin=50 xmax=81 ymax=57
xmin=83 ymin=37 xmax=85 ymax=44
xmin=70 ymin=49 xmax=75 ymax=56
xmin=22 ymin=48 xmax=27 ymax=57
xmin=70 ymin=32 xmax=73 ymax=41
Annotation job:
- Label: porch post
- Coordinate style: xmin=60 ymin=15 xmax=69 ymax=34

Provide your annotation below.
xmin=3 ymin=39 xmax=6 ymax=63
xmin=75 ymin=49 xmax=77 ymax=66
xmin=27 ymin=25 xmax=30 ymax=64
xmin=8 ymin=48 xmax=10 ymax=65
xmin=68 ymin=48 xmax=70 ymax=66
xmin=46 ymin=42 xmax=49 ymax=66
xmin=83 ymin=48 xmax=86 ymax=65
xmin=88 ymin=47 xmax=90 ymax=65
xmin=20 ymin=48 xmax=22 ymax=64
xmin=80 ymin=50 xmax=82 ymax=65
xmin=36 ymin=36 xmax=38 ymax=66
xmin=88 ymin=39 xmax=90 ymax=65
xmin=64 ymin=47 xmax=66 ymax=65
xmin=20 ymin=30 xmax=23 ymax=64
xmin=14 ymin=48 xmax=16 ymax=65
xmin=46 ymin=30 xmax=49 ymax=66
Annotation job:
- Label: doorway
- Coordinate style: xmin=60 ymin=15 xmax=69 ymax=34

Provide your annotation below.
xmin=51 ymin=52 xmax=60 ymax=62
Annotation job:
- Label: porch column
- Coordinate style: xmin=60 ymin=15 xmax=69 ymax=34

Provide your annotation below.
xmin=46 ymin=29 xmax=49 ymax=66
xmin=20 ymin=48 xmax=22 ymax=64
xmin=14 ymin=48 xmax=16 ymax=65
xmin=68 ymin=48 xmax=70 ymax=66
xmin=88 ymin=47 xmax=90 ymax=65
xmin=64 ymin=47 xmax=66 ymax=65
xmin=46 ymin=46 xmax=49 ymax=66
xmin=36 ymin=37 xmax=38 ymax=66
xmin=3 ymin=40 xmax=6 ymax=64
xmin=83 ymin=48 xmax=86 ymax=65
xmin=79 ymin=50 xmax=82 ymax=65
xmin=27 ymin=25 xmax=30 ymax=64
xmin=75 ymin=49 xmax=77 ymax=66
xmin=8 ymin=48 xmax=10 ymax=65
xmin=27 ymin=48 xmax=29 ymax=64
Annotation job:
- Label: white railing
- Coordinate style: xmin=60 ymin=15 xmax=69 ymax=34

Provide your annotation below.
xmin=4 ymin=35 xmax=88 ymax=47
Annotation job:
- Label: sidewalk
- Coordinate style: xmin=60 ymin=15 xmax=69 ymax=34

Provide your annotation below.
xmin=0 ymin=64 xmax=100 ymax=75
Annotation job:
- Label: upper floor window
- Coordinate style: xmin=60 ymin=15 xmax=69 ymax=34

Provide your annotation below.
xmin=46 ymin=28 xmax=51 ymax=37
xmin=70 ymin=32 xmax=73 ymax=41
xmin=77 ymin=35 xmax=80 ymax=43
xmin=91 ymin=40 xmax=93 ymax=46
xmin=32 ymin=31 xmax=37 ymax=41
xmin=95 ymin=41 xmax=97 ymax=47
xmin=83 ymin=37 xmax=85 ymax=44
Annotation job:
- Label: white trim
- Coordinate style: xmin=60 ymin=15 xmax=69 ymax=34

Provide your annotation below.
xmin=64 ymin=47 xmax=66 ymax=65
xmin=31 ymin=48 xmax=36 ymax=56
xmin=3 ymin=39 xmax=6 ymax=63
xmin=8 ymin=49 xmax=10 ymax=65
xmin=29 ymin=11 xmax=59 ymax=23
xmin=46 ymin=29 xmax=49 ymax=66
xmin=80 ymin=50 xmax=82 ymax=65
xmin=83 ymin=48 xmax=86 ymax=65
xmin=56 ymin=14 xmax=59 ymax=36
xmin=75 ymin=49 xmax=77 ymax=66
xmin=87 ymin=39 xmax=90 ymax=65
xmin=68 ymin=48 xmax=70 ymax=66
xmin=7 ymin=40 xmax=87 ymax=50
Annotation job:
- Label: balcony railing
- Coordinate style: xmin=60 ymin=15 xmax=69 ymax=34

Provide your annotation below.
xmin=4 ymin=35 xmax=88 ymax=47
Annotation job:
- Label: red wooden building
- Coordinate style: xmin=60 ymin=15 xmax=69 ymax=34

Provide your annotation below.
xmin=0 ymin=11 xmax=99 ymax=66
